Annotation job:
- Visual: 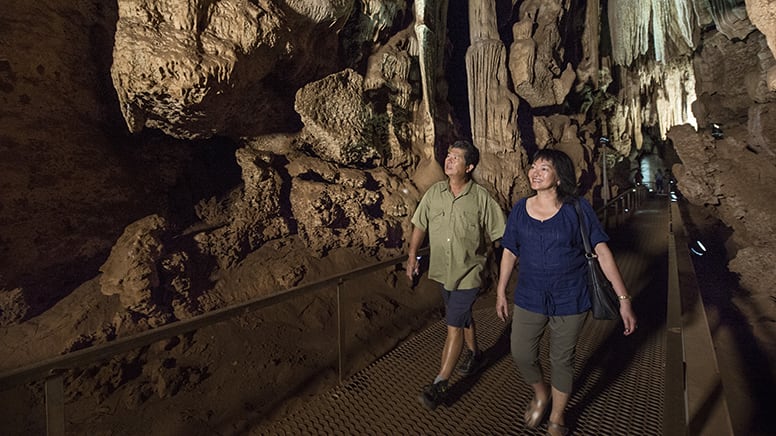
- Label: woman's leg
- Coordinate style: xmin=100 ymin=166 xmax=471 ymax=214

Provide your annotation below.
xmin=510 ymin=306 xmax=548 ymax=384
xmin=511 ymin=306 xmax=550 ymax=426
xmin=547 ymin=312 xmax=587 ymax=427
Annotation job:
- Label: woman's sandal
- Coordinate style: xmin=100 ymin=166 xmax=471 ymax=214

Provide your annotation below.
xmin=547 ymin=421 xmax=569 ymax=436
xmin=524 ymin=396 xmax=549 ymax=428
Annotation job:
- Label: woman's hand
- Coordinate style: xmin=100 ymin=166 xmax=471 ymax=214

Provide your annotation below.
xmin=620 ymin=300 xmax=637 ymax=335
xmin=495 ymin=249 xmax=518 ymax=322
xmin=496 ymin=293 xmax=510 ymax=322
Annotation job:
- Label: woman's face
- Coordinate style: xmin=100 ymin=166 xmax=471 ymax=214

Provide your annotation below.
xmin=528 ymin=158 xmax=560 ymax=192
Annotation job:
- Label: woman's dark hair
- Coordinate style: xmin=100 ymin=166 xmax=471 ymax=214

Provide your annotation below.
xmin=531 ymin=148 xmax=577 ymax=202
xmin=450 ymin=140 xmax=480 ymax=169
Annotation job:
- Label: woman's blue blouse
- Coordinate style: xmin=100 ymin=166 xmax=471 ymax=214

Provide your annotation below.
xmin=502 ymin=197 xmax=609 ymax=316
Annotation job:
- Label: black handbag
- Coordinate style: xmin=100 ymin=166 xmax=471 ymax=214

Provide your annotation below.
xmin=573 ymin=199 xmax=619 ymax=320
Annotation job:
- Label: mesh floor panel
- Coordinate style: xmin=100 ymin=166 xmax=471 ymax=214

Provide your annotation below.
xmin=255 ymin=198 xmax=669 ymax=435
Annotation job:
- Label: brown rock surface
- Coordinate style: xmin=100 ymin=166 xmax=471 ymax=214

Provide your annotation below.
xmin=2 ymin=1 xmax=776 ymax=434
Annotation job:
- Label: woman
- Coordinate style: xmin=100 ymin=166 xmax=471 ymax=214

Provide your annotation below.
xmin=495 ymin=149 xmax=637 ymax=435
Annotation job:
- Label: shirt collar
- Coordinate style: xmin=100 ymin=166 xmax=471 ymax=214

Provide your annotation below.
xmin=443 ymin=179 xmax=474 ymax=197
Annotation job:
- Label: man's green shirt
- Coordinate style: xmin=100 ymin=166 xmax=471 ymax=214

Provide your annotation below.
xmin=411 ymin=180 xmax=506 ymax=290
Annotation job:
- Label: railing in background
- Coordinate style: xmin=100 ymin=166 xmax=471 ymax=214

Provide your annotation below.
xmin=665 ymin=194 xmax=734 ymax=436
xmin=0 ymin=187 xmax=648 ymax=436
xmin=596 ymin=184 xmax=648 ymax=228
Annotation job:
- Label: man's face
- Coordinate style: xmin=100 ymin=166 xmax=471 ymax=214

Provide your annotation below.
xmin=445 ymin=147 xmax=472 ymax=178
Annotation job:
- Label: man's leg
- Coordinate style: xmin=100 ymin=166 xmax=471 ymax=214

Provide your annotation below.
xmin=438 ymin=325 xmax=464 ymax=379
xmin=457 ymin=319 xmax=487 ymax=375
xmin=419 ymin=288 xmax=478 ymax=410
xmin=463 ymin=320 xmax=478 ymax=354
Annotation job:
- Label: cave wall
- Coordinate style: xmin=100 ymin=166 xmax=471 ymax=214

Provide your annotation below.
xmin=1 ymin=0 xmax=774 ymax=356
xmin=667 ymin=0 xmax=776 ymax=342
xmin=0 ymin=1 xmax=148 ymax=321
xmin=0 ymin=0 xmax=456 ymax=326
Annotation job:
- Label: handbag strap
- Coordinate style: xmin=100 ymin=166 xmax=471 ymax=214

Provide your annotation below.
xmin=573 ymin=198 xmax=595 ymax=257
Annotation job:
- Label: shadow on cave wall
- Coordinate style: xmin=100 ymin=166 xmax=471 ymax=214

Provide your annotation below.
xmin=679 ymin=201 xmax=776 ymax=435
xmin=19 ymin=131 xmax=243 ymax=321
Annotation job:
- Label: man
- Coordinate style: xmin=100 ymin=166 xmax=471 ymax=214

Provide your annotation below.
xmin=406 ymin=140 xmax=506 ymax=410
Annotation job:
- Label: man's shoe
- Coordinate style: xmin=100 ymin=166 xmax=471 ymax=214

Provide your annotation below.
xmin=458 ymin=349 xmax=484 ymax=376
xmin=418 ymin=380 xmax=448 ymax=410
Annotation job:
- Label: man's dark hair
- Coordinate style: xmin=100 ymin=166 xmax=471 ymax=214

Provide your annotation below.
xmin=531 ymin=148 xmax=577 ymax=202
xmin=450 ymin=140 xmax=480 ymax=169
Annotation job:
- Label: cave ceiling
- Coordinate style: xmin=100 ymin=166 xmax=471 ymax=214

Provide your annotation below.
xmin=0 ymin=1 xmax=774 ymax=368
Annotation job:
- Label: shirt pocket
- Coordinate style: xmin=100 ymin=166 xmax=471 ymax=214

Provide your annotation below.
xmin=456 ymin=210 xmax=482 ymax=246
xmin=428 ymin=208 xmax=446 ymax=234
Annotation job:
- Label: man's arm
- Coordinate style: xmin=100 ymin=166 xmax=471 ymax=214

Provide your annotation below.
xmin=406 ymin=227 xmax=427 ymax=280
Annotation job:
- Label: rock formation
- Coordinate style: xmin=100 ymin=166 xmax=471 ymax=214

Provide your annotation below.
xmin=2 ymin=0 xmax=776 ymax=432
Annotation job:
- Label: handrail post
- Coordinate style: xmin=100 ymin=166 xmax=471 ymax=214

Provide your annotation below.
xmin=665 ymin=211 xmax=686 ymax=435
xmin=1 ymin=248 xmax=430 ymax=426
xmin=336 ymin=278 xmax=344 ymax=385
xmin=45 ymin=372 xmax=65 ymax=436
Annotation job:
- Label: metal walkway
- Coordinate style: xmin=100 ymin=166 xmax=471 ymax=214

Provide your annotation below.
xmin=254 ymin=198 xmax=670 ymax=435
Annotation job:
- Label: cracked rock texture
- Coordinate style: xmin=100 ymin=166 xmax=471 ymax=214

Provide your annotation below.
xmin=2 ymin=0 xmax=776 ymax=434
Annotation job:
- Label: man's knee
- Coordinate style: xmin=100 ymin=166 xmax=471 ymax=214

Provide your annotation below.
xmin=446 ymin=325 xmax=464 ymax=336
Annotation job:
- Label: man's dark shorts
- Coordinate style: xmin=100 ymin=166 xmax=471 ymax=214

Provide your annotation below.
xmin=441 ymin=287 xmax=479 ymax=328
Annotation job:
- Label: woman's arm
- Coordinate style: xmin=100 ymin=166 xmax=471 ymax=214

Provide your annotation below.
xmin=594 ymin=242 xmax=638 ymax=335
xmin=496 ymin=248 xmax=518 ymax=322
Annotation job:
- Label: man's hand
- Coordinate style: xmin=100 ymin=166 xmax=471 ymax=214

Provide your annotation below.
xmin=406 ymin=255 xmax=420 ymax=281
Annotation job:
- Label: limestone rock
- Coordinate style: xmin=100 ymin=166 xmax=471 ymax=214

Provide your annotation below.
xmin=669 ymin=123 xmax=776 ymax=297
xmin=288 ymin=158 xmax=408 ymax=256
xmin=465 ymin=1 xmax=528 ymax=208
xmin=509 ymin=0 xmax=574 ymax=108
xmin=295 ymin=69 xmax=384 ymax=167
xmin=111 ymin=0 xmax=348 ymax=139
xmin=192 ymin=146 xmax=291 ymax=269
xmin=729 ymin=246 xmax=776 ymax=300
xmin=0 ymin=288 xmax=28 ymax=327
xmin=99 ymin=215 xmax=168 ymax=311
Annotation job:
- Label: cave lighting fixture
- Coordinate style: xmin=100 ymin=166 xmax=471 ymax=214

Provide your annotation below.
xmin=690 ymin=240 xmax=708 ymax=256
xmin=711 ymin=123 xmax=724 ymax=139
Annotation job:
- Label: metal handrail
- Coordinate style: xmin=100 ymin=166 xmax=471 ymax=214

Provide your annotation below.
xmin=0 ymin=246 xmax=430 ymax=392
xmin=665 ymin=196 xmax=734 ymax=435
xmin=0 ymin=187 xmax=646 ymax=436
xmin=0 ymin=245 xmax=429 ymax=435
xmin=1 ymin=188 xmax=647 ymax=391
xmin=596 ymin=184 xmax=647 ymax=227
xmin=665 ymin=197 xmax=687 ymax=435
xmin=0 ymin=186 xmax=646 ymax=384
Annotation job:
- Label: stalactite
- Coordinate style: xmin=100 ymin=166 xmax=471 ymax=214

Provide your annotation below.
xmin=708 ymin=0 xmax=752 ymax=39
xmin=465 ymin=1 xmax=518 ymax=152
xmin=608 ymin=0 xmax=701 ymax=146
xmin=609 ymin=0 xmax=695 ymax=66
xmin=413 ymin=0 xmax=449 ymax=149
xmin=577 ymin=0 xmax=601 ymax=89
xmin=465 ymin=1 xmax=528 ymax=208
xmin=614 ymin=57 xmax=698 ymax=144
